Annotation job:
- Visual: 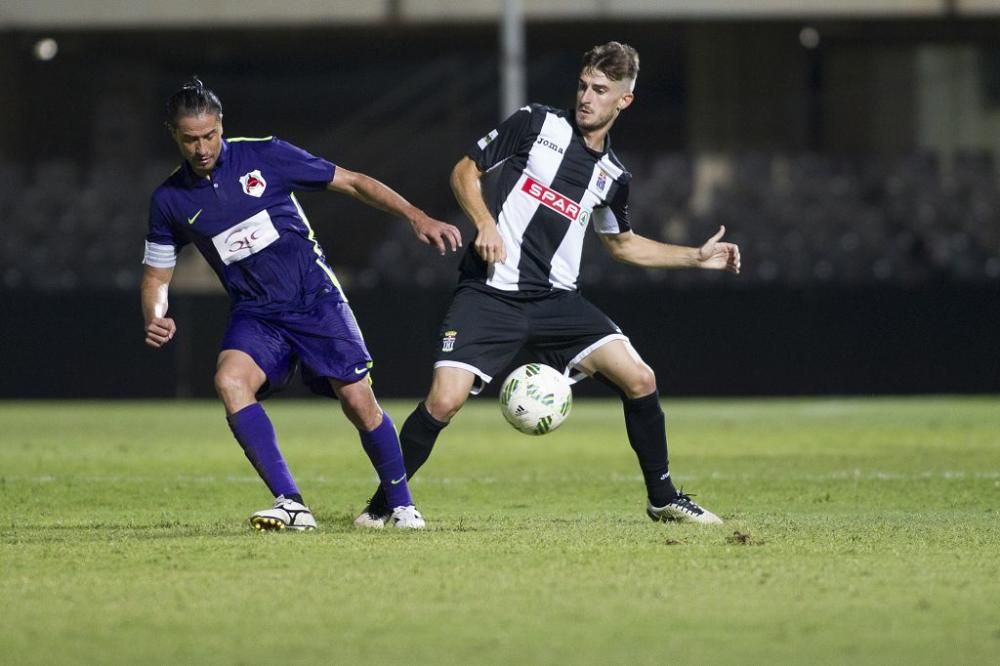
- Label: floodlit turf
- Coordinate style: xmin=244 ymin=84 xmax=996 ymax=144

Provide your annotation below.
xmin=1 ymin=397 xmax=998 ymax=665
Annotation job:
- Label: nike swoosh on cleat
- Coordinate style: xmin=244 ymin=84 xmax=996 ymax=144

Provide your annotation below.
xmin=390 ymin=475 xmax=406 ymax=485
xmin=187 ymin=209 xmax=203 ymax=225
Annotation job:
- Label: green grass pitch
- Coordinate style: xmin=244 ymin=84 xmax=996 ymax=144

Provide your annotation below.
xmin=1 ymin=397 xmax=998 ymax=664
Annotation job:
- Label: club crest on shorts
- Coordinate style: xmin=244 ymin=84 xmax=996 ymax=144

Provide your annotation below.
xmin=441 ymin=330 xmax=458 ymax=353
xmin=239 ymin=170 xmax=267 ymax=198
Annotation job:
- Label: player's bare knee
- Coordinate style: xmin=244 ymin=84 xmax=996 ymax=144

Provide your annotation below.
xmin=343 ymin=404 xmax=382 ymax=432
xmin=623 ymin=367 xmax=657 ymax=399
xmin=214 ymin=369 xmax=248 ymax=402
xmin=337 ymin=384 xmax=382 ymax=431
xmin=424 ymin=393 xmax=466 ymax=423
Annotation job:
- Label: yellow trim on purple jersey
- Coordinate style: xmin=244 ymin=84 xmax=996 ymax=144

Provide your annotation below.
xmin=227 ymin=136 xmax=274 ymax=142
xmin=147 ymin=137 xmax=339 ymax=315
xmin=289 ymin=192 xmax=347 ymax=301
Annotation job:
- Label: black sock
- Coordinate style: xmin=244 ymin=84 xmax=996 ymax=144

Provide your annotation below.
xmin=369 ymin=401 xmax=447 ymax=514
xmin=286 ymin=493 xmax=305 ymax=505
xmin=623 ymin=391 xmax=678 ymax=507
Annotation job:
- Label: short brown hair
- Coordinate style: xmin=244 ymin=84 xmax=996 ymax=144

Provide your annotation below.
xmin=580 ymin=41 xmax=639 ymax=84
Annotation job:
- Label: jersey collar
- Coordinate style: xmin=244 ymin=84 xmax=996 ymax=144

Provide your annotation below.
xmin=567 ymin=109 xmax=611 ymax=156
xmin=180 ymin=139 xmax=230 ymax=187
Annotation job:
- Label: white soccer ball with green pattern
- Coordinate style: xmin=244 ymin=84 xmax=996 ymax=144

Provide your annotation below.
xmin=499 ymin=363 xmax=572 ymax=435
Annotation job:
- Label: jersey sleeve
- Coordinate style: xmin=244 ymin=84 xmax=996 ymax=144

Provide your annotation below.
xmin=592 ymin=181 xmax=631 ymax=234
xmin=261 ymin=138 xmax=336 ymax=191
xmin=144 ymin=192 xmax=188 ymax=267
xmin=467 ymin=104 xmax=537 ymax=172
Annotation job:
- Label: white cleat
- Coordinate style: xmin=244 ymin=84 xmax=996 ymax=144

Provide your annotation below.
xmin=647 ymin=493 xmax=723 ymax=526
xmin=353 ymin=506 xmax=390 ymax=530
xmin=387 ymin=505 xmax=426 ymax=530
xmin=249 ymin=495 xmax=317 ymax=531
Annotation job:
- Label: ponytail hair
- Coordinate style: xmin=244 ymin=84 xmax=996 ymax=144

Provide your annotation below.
xmin=165 ymin=76 xmax=223 ymax=129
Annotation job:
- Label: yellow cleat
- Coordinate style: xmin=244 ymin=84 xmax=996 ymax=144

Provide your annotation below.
xmin=248 ymin=496 xmax=316 ymax=531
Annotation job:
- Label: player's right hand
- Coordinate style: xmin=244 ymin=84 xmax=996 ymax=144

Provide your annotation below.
xmin=144 ymin=317 xmax=177 ymax=348
xmin=410 ymin=213 xmax=462 ymax=255
xmin=474 ymin=223 xmax=507 ymax=265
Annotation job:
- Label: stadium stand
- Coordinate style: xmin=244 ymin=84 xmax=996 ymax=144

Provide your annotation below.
xmin=369 ymin=149 xmax=1000 ymax=288
xmin=4 ymin=150 xmax=997 ymax=290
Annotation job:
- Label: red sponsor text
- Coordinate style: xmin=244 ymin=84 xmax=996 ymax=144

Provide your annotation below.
xmin=522 ymin=177 xmax=580 ymax=221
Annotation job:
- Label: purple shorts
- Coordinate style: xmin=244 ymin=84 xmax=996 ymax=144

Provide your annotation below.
xmin=220 ymin=298 xmax=372 ymax=399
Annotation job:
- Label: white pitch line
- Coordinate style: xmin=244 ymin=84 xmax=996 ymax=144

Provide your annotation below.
xmin=4 ymin=470 xmax=1000 ymax=484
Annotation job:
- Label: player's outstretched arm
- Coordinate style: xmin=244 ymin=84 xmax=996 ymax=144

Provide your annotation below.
xmin=141 ymin=265 xmax=177 ymax=348
xmin=327 ymin=167 xmax=461 ymax=255
xmin=451 ymin=156 xmax=506 ymax=265
xmin=600 ymin=225 xmax=740 ymax=273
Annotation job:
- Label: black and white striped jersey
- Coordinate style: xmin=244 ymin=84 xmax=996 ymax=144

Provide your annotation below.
xmin=459 ymin=103 xmax=632 ymax=292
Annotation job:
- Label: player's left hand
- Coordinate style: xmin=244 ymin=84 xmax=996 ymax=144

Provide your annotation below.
xmin=410 ymin=214 xmax=463 ymax=255
xmin=697 ymin=225 xmax=741 ymax=273
xmin=144 ymin=316 xmax=177 ymax=348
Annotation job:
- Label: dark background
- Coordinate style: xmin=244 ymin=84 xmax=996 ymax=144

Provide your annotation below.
xmin=1 ymin=15 xmax=998 ymax=398
xmin=2 ymin=283 xmax=995 ymax=399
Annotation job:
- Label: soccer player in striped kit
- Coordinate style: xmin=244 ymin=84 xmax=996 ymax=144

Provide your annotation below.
xmin=142 ymin=78 xmax=461 ymax=530
xmin=357 ymin=42 xmax=740 ymax=528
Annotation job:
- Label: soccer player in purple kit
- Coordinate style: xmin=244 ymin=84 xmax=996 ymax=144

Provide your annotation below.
xmin=142 ymin=78 xmax=461 ymax=531
xmin=356 ymin=42 xmax=740 ymax=529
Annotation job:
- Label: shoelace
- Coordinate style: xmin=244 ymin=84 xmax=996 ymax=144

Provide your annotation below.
xmin=275 ymin=495 xmax=305 ymax=510
xmin=672 ymin=492 xmax=703 ymax=512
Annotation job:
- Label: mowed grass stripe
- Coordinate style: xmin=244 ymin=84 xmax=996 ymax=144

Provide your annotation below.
xmin=1 ymin=397 xmax=998 ymax=665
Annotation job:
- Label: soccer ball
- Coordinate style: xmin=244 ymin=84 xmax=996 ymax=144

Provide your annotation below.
xmin=499 ymin=363 xmax=572 ymax=435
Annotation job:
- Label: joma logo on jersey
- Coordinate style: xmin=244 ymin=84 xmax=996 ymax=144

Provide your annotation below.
xmin=535 ymin=136 xmax=564 ymax=154
xmin=522 ymin=177 xmax=581 ymax=221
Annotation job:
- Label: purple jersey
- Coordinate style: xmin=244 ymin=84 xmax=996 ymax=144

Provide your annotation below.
xmin=146 ymin=137 xmax=339 ymax=314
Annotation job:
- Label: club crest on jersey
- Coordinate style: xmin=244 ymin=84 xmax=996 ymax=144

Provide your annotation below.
xmin=522 ymin=177 xmax=581 ymax=221
xmin=239 ymin=170 xmax=267 ymax=198
xmin=441 ymin=330 xmax=458 ymax=353
xmin=596 ymin=170 xmax=609 ymax=191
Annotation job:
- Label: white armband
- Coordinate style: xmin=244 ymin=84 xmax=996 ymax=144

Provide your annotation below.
xmin=143 ymin=241 xmax=178 ymax=268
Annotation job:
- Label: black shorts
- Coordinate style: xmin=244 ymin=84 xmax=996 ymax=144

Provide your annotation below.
xmin=434 ymin=282 xmax=628 ymax=393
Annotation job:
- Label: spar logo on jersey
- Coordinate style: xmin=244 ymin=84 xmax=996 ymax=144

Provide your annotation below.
xmin=239 ymin=170 xmax=267 ymax=198
xmin=522 ymin=177 xmax=581 ymax=221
